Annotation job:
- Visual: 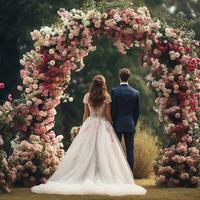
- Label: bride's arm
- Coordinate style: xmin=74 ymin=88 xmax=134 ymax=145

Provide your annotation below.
xmin=105 ymin=103 xmax=112 ymax=124
xmin=82 ymin=103 xmax=90 ymax=123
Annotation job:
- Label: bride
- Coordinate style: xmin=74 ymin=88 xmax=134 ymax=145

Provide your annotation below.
xmin=31 ymin=75 xmax=146 ymax=196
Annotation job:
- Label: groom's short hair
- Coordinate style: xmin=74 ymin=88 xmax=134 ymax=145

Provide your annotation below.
xmin=118 ymin=68 xmax=131 ymax=82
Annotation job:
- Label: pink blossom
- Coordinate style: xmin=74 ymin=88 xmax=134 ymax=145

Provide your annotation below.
xmin=0 ymin=82 xmax=5 ymax=89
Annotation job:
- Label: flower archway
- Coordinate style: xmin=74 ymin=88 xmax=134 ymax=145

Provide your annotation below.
xmin=0 ymin=6 xmax=200 ymax=191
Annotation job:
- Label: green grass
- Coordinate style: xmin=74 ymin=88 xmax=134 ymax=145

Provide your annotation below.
xmin=1 ymin=179 xmax=200 ymax=200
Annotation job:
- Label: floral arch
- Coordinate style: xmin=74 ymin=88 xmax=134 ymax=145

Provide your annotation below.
xmin=0 ymin=6 xmax=200 ymax=192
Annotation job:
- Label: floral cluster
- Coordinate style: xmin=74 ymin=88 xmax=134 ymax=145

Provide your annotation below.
xmin=0 ymin=149 xmax=16 ymax=193
xmin=8 ymin=133 xmax=64 ymax=187
xmin=69 ymin=126 xmax=80 ymax=141
xmin=154 ymin=134 xmax=200 ymax=187
xmin=144 ymin=24 xmax=200 ymax=186
xmin=0 ymin=86 xmax=16 ymax=193
xmin=18 ymin=49 xmax=71 ymax=137
xmin=0 ymin=101 xmax=14 ymax=127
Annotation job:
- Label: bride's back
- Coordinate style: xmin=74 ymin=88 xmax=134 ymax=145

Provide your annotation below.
xmin=83 ymin=93 xmax=111 ymax=117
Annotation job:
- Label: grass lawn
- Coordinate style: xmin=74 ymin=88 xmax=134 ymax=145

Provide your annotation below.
xmin=1 ymin=179 xmax=200 ymax=200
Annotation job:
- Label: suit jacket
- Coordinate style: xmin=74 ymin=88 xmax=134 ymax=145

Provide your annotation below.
xmin=111 ymin=84 xmax=140 ymax=133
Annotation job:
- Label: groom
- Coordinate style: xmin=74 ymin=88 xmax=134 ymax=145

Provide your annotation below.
xmin=111 ymin=68 xmax=140 ymax=172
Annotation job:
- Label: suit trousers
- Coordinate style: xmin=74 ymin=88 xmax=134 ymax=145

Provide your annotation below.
xmin=116 ymin=132 xmax=134 ymax=172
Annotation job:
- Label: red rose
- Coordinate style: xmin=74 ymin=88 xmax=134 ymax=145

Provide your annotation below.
xmin=0 ymin=82 xmax=5 ymax=89
xmin=174 ymin=123 xmax=188 ymax=134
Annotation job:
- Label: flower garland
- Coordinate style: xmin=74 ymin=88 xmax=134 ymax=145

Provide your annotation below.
xmin=144 ymin=25 xmax=200 ymax=187
xmin=8 ymin=134 xmax=64 ymax=187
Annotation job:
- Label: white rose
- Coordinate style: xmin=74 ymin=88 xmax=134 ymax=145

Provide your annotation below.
xmin=32 ymin=97 xmax=37 ymax=102
xmin=167 ymin=89 xmax=172 ymax=93
xmin=143 ymin=62 xmax=148 ymax=67
xmin=29 ymin=78 xmax=33 ymax=83
xmin=49 ymin=60 xmax=55 ymax=66
xmin=113 ymin=13 xmax=121 ymax=22
xmin=161 ymin=64 xmax=166 ymax=68
xmin=68 ymin=33 xmax=74 ymax=39
xmin=49 ymin=49 xmax=55 ymax=55
xmin=169 ymin=51 xmax=175 ymax=55
xmin=26 ymin=121 xmax=31 ymax=126
xmin=173 ymin=90 xmax=178 ymax=94
xmin=58 ymin=30 xmax=63 ymax=36
xmin=170 ymin=55 xmax=176 ymax=60
xmin=175 ymin=113 xmax=180 ymax=118
xmin=185 ymin=74 xmax=190 ymax=80
xmin=165 ymin=28 xmax=170 ymax=34
xmin=102 ymin=13 xmax=108 ymax=19
xmin=27 ymin=115 xmax=33 ymax=120
xmin=26 ymin=100 xmax=32 ymax=107
xmin=168 ymin=76 xmax=174 ymax=81
xmin=44 ymin=41 xmax=50 ymax=46
xmin=45 ymin=34 xmax=50 ymax=39
xmin=164 ymin=92 xmax=169 ymax=97
xmin=94 ymin=22 xmax=101 ymax=28
xmin=153 ymin=49 xmax=158 ymax=55
xmin=62 ymin=51 xmax=67 ymax=56
xmin=164 ymin=116 xmax=169 ymax=121
xmin=174 ymin=85 xmax=179 ymax=90
xmin=178 ymin=75 xmax=183 ymax=80
xmin=175 ymin=52 xmax=180 ymax=58
xmin=143 ymin=26 xmax=150 ymax=32
xmin=83 ymin=20 xmax=90 ymax=26
xmin=69 ymin=97 xmax=73 ymax=102
xmin=35 ymin=46 xmax=41 ymax=52
xmin=33 ymin=84 xmax=38 ymax=90
xmin=37 ymin=99 xmax=42 ymax=105
xmin=20 ymin=59 xmax=26 ymax=66
xmin=25 ymin=88 xmax=31 ymax=93
xmin=175 ymin=65 xmax=182 ymax=71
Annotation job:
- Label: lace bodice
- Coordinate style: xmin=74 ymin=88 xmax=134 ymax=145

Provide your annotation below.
xmin=83 ymin=93 xmax=111 ymax=117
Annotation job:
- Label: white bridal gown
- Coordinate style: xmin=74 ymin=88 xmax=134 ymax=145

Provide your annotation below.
xmin=31 ymin=93 xmax=146 ymax=196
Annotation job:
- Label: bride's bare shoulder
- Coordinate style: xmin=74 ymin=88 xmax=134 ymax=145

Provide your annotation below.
xmin=85 ymin=92 xmax=90 ymax=98
xmin=83 ymin=93 xmax=90 ymax=104
xmin=105 ymin=93 xmax=111 ymax=104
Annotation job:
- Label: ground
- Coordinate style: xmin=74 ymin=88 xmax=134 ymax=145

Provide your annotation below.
xmin=1 ymin=179 xmax=200 ymax=200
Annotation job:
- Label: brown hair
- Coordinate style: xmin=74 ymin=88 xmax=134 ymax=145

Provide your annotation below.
xmin=118 ymin=68 xmax=131 ymax=82
xmin=89 ymin=75 xmax=108 ymax=108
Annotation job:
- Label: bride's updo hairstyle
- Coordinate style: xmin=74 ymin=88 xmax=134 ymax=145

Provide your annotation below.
xmin=89 ymin=75 xmax=108 ymax=108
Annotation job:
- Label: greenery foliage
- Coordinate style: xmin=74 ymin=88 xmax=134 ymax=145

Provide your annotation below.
xmin=122 ymin=122 xmax=159 ymax=178
xmin=82 ymin=0 xmax=135 ymax=11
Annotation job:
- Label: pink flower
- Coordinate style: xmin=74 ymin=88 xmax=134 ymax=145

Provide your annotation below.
xmin=186 ymin=156 xmax=195 ymax=167
xmin=0 ymin=82 xmax=5 ymax=89
xmin=8 ymin=94 xmax=12 ymax=101
xmin=176 ymin=143 xmax=188 ymax=154
xmin=180 ymin=173 xmax=190 ymax=180
xmin=190 ymin=167 xmax=197 ymax=173
xmin=40 ymin=177 xmax=48 ymax=184
xmin=17 ymin=85 xmax=23 ymax=91
xmin=188 ymin=147 xmax=199 ymax=157
xmin=156 ymin=175 xmax=167 ymax=184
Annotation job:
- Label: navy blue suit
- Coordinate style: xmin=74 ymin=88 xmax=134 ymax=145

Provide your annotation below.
xmin=111 ymin=84 xmax=140 ymax=171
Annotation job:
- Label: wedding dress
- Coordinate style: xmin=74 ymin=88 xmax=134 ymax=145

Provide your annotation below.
xmin=31 ymin=93 xmax=146 ymax=196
